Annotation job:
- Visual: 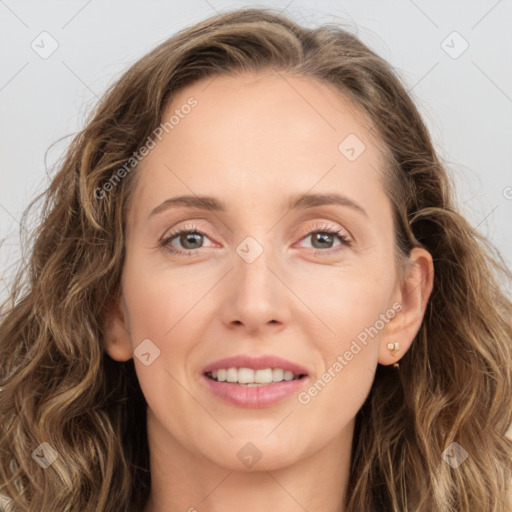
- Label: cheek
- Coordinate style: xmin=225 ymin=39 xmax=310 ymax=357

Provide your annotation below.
xmin=295 ymin=289 xmax=385 ymax=444
xmin=120 ymin=258 xmax=199 ymax=406
xmin=297 ymin=267 xmax=393 ymax=407
xmin=122 ymin=260 xmax=204 ymax=442
xmin=302 ymin=265 xmax=395 ymax=348
xmin=291 ymin=270 xmax=389 ymax=383
xmin=121 ymin=251 xmax=203 ymax=340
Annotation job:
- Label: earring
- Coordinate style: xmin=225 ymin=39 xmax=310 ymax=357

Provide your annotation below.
xmin=387 ymin=342 xmax=400 ymax=369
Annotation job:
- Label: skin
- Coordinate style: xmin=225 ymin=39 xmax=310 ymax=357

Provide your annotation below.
xmin=103 ymin=70 xmax=434 ymax=512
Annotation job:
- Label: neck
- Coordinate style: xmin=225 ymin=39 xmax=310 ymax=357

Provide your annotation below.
xmin=143 ymin=410 xmax=353 ymax=512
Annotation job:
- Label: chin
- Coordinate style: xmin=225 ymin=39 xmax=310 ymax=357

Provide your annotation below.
xmin=197 ymin=436 xmax=306 ymax=472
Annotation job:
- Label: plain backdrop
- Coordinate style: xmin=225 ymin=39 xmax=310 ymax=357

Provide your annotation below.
xmin=1 ymin=0 xmax=511 ymax=302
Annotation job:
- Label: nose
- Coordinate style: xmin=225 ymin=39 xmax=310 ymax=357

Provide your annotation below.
xmin=220 ymin=244 xmax=290 ymax=335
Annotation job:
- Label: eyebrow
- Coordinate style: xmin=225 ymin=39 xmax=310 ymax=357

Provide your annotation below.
xmin=148 ymin=192 xmax=368 ymax=219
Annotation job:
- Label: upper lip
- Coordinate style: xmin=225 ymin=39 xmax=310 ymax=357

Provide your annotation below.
xmin=202 ymin=354 xmax=309 ymax=376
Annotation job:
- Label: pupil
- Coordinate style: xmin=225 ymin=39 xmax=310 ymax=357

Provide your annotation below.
xmin=182 ymin=232 xmax=202 ymax=249
xmin=313 ymin=232 xmax=332 ymax=249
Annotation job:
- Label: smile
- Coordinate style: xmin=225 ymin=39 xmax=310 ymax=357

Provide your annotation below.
xmin=205 ymin=367 xmax=306 ymax=386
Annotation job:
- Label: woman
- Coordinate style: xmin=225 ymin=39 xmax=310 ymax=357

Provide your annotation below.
xmin=1 ymin=7 xmax=511 ymax=512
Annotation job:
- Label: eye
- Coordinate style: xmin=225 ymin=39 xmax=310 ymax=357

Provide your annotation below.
xmin=159 ymin=222 xmax=352 ymax=257
xmin=297 ymin=223 xmax=352 ymax=255
xmin=159 ymin=224 xmax=215 ymax=256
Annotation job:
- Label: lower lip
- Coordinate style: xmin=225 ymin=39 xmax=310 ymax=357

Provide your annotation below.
xmin=201 ymin=375 xmax=309 ymax=408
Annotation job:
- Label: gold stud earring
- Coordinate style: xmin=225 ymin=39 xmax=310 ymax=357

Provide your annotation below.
xmin=387 ymin=342 xmax=400 ymax=369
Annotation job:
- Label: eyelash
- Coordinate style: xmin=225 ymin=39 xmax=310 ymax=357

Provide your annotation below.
xmin=159 ymin=223 xmax=352 ymax=257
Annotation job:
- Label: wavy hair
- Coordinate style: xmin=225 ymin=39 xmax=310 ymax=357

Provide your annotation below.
xmin=1 ymin=7 xmax=511 ymax=511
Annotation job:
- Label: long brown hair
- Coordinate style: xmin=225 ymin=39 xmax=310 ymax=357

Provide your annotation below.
xmin=1 ymin=7 xmax=511 ymax=511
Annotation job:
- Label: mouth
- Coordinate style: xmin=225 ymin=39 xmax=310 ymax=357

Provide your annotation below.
xmin=204 ymin=367 xmax=308 ymax=387
xmin=200 ymin=354 xmax=310 ymax=407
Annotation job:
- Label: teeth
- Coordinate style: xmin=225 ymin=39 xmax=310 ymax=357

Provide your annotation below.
xmin=238 ymin=367 xmax=255 ymax=383
xmin=207 ymin=367 xmax=304 ymax=385
xmin=272 ymin=368 xmax=284 ymax=381
xmin=254 ymin=368 xmax=273 ymax=384
xmin=226 ymin=368 xmax=238 ymax=383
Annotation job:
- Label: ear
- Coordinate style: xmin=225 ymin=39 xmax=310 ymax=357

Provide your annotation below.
xmin=378 ymin=247 xmax=434 ymax=366
xmin=102 ymin=294 xmax=133 ymax=362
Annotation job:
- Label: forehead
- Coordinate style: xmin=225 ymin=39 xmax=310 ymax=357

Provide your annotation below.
xmin=165 ymin=70 xmax=378 ymax=154
xmin=128 ymin=71 xmax=388 ymax=224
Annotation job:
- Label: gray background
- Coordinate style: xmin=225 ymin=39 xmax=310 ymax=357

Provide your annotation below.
xmin=1 ymin=0 xmax=511 ymax=301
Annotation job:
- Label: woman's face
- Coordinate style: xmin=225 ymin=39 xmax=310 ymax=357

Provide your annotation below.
xmin=108 ymin=71 xmax=418 ymax=472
